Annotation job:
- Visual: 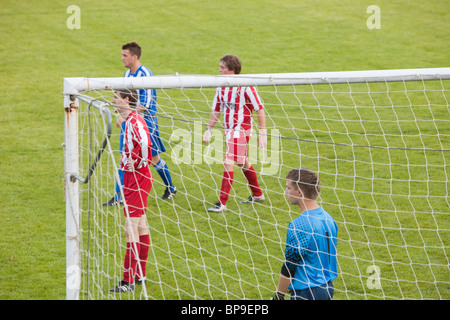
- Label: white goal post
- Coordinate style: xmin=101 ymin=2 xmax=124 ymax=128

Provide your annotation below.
xmin=64 ymin=67 xmax=450 ymax=92
xmin=64 ymin=68 xmax=450 ymax=300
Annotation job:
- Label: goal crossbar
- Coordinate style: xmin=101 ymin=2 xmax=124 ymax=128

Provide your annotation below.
xmin=64 ymin=67 xmax=450 ymax=94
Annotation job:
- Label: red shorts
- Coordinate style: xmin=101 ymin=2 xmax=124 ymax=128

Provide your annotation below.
xmin=225 ymin=131 xmax=251 ymax=164
xmin=123 ymin=166 xmax=152 ymax=218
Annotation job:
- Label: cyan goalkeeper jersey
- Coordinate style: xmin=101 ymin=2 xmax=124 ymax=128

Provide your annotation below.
xmin=284 ymin=207 xmax=338 ymax=291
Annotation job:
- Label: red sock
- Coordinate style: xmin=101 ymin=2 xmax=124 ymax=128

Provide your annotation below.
xmin=123 ymin=242 xmax=140 ymax=284
xmin=136 ymin=234 xmax=150 ymax=280
xmin=219 ymin=170 xmax=234 ymax=205
xmin=243 ymin=165 xmax=262 ymax=197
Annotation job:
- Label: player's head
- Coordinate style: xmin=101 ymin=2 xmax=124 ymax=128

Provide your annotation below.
xmin=285 ymin=168 xmax=320 ymax=204
xmin=112 ymin=90 xmax=138 ymax=114
xmin=122 ymin=41 xmax=141 ymax=58
xmin=220 ymin=54 xmax=241 ymax=75
xmin=121 ymin=42 xmax=141 ymax=69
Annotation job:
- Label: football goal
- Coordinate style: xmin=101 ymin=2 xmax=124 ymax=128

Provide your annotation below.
xmin=64 ymin=68 xmax=450 ymax=300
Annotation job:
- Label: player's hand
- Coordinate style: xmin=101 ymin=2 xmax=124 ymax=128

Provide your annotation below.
xmin=203 ymin=128 xmax=212 ymax=144
xmin=259 ymin=129 xmax=267 ymax=148
xmin=270 ymin=291 xmax=285 ymax=300
xmin=127 ymin=160 xmax=135 ymax=171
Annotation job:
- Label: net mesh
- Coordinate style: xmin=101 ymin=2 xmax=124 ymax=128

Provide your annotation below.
xmin=73 ymin=76 xmax=449 ymax=300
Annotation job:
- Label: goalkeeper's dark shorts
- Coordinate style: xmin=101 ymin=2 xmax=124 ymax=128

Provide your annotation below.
xmin=290 ymin=281 xmax=334 ymax=300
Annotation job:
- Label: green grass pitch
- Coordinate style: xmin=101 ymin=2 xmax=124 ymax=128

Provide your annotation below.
xmin=0 ymin=0 xmax=448 ymax=300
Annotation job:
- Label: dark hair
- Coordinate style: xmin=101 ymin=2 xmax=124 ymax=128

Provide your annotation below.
xmin=220 ymin=54 xmax=241 ymax=74
xmin=286 ymin=168 xmax=321 ymax=200
xmin=122 ymin=41 xmax=141 ymax=59
xmin=116 ymin=90 xmax=138 ymax=107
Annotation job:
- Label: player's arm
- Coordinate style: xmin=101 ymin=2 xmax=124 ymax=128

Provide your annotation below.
xmin=203 ymin=110 xmax=221 ymax=144
xmin=135 ymin=104 xmax=147 ymax=114
xmin=123 ymin=128 xmax=135 ymax=171
xmin=272 ymin=271 xmax=292 ymax=300
xmin=126 ymin=145 xmax=140 ymax=171
xmin=135 ymin=88 xmax=155 ymax=114
xmin=271 ymin=222 xmax=304 ymax=300
xmin=126 ymin=125 xmax=144 ymax=171
xmin=246 ymin=87 xmax=267 ymax=148
xmin=256 ymin=109 xmax=267 ymax=148
xmin=204 ymin=88 xmax=224 ymax=143
xmin=271 ymin=258 xmax=297 ymax=300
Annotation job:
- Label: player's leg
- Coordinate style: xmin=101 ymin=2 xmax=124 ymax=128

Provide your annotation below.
xmin=208 ymin=160 xmax=234 ymax=212
xmin=233 ymin=132 xmax=264 ymax=204
xmin=110 ymin=215 xmax=140 ymax=293
xmin=110 ymin=168 xmax=151 ymax=293
xmin=132 ymin=166 xmax=152 ymax=283
xmin=240 ymin=156 xmax=264 ymax=204
xmin=123 ymin=216 xmax=141 ymax=283
xmin=136 ymin=215 xmax=150 ymax=284
xmin=133 ymin=166 xmax=152 ymax=283
xmin=151 ymin=154 xmax=177 ymax=199
xmin=208 ymin=134 xmax=237 ymax=213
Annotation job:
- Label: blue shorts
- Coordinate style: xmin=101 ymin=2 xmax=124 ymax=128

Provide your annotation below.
xmin=290 ymin=281 xmax=334 ymax=300
xmin=145 ymin=114 xmax=166 ymax=157
xmin=120 ymin=114 xmax=166 ymax=158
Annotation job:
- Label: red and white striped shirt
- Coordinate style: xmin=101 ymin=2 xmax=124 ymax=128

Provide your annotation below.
xmin=121 ymin=111 xmax=152 ymax=171
xmin=212 ymin=86 xmax=264 ymax=139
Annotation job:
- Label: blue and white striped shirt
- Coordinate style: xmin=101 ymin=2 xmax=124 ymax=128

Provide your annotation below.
xmin=124 ymin=64 xmax=158 ymax=115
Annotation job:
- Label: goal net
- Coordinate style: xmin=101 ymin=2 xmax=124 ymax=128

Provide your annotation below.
xmin=64 ymin=68 xmax=450 ymax=300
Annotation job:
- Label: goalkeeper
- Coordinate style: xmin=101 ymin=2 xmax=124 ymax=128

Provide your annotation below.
xmin=272 ymin=168 xmax=338 ymax=300
xmin=109 ymin=90 xmax=152 ymax=293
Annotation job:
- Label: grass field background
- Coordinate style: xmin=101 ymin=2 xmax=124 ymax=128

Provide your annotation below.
xmin=0 ymin=0 xmax=448 ymax=300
